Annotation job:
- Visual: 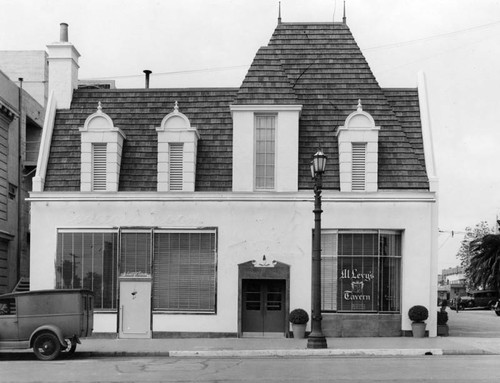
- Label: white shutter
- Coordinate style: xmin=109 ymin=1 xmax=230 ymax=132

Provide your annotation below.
xmin=169 ymin=144 xmax=184 ymax=191
xmin=92 ymin=143 xmax=107 ymax=191
xmin=351 ymin=143 xmax=366 ymax=191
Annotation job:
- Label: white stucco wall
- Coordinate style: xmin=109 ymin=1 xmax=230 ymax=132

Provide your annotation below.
xmin=29 ymin=190 xmax=437 ymax=336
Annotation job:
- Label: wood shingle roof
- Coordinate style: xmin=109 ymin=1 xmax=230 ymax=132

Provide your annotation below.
xmin=44 ymin=22 xmax=429 ymax=192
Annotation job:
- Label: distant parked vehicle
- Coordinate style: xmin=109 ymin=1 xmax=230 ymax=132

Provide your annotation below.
xmin=460 ymin=290 xmax=498 ymax=309
xmin=494 ymin=300 xmax=500 ymax=316
xmin=0 ymin=289 xmax=93 ymax=360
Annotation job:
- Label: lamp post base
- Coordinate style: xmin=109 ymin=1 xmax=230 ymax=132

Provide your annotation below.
xmin=307 ymin=336 xmax=328 ymax=349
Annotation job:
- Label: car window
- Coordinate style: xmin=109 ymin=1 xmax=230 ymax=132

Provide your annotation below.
xmin=0 ymin=298 xmax=15 ymax=315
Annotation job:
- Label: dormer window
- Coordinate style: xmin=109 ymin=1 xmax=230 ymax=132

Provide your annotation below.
xmin=230 ymin=105 xmax=302 ymax=192
xmin=156 ymin=102 xmax=199 ymax=192
xmin=255 ymin=115 xmax=276 ymax=190
xmin=335 ymin=100 xmax=380 ymax=192
xmin=79 ymin=102 xmax=126 ymax=192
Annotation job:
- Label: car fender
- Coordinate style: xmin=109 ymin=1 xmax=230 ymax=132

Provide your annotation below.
xmin=29 ymin=325 xmax=66 ymax=348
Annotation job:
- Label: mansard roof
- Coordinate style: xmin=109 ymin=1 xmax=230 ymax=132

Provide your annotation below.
xmin=44 ymin=22 xmax=429 ymax=192
xmin=45 ymin=88 xmax=237 ymax=191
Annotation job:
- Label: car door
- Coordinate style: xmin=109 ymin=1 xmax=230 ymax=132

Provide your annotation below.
xmin=0 ymin=297 xmax=18 ymax=344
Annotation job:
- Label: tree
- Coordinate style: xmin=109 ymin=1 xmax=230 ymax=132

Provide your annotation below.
xmin=456 ymin=221 xmax=493 ymax=290
xmin=468 ymin=234 xmax=500 ymax=293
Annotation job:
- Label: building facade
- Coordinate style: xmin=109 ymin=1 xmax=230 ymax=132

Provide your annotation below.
xmin=0 ymin=69 xmax=44 ymax=294
xmin=30 ymin=21 xmax=439 ymax=337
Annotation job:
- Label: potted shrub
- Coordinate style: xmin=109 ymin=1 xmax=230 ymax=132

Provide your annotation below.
xmin=289 ymin=308 xmax=309 ymax=339
xmin=408 ymin=305 xmax=428 ymax=338
xmin=437 ymin=311 xmax=449 ymax=336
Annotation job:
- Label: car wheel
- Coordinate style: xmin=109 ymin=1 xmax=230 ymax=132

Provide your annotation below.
xmin=61 ymin=338 xmax=77 ymax=356
xmin=33 ymin=332 xmax=62 ymax=361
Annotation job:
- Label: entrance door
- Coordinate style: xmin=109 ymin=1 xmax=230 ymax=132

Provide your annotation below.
xmin=119 ymin=277 xmax=152 ymax=338
xmin=242 ymin=279 xmax=286 ymax=336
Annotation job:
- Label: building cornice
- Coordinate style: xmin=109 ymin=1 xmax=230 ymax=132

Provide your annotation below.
xmin=28 ymin=190 xmax=437 ymax=203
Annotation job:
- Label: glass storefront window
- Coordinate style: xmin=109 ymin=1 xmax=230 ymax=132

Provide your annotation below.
xmin=321 ymin=230 xmax=402 ymax=313
xmin=56 ymin=231 xmax=118 ymax=310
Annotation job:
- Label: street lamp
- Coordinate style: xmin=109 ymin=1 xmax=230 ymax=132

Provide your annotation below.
xmin=307 ymin=149 xmax=328 ymax=349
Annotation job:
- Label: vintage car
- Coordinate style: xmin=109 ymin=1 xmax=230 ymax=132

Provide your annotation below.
xmin=460 ymin=290 xmax=498 ymax=309
xmin=0 ymin=289 xmax=93 ymax=360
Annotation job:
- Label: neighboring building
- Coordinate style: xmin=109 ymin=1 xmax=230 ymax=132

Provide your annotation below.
xmin=30 ymin=20 xmax=439 ymax=338
xmin=0 ymin=51 xmax=49 ymax=108
xmin=438 ymin=266 xmax=466 ymax=303
xmin=0 ymin=69 xmax=44 ymax=294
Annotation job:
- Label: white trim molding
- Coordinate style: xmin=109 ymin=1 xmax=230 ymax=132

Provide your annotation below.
xmin=418 ymin=71 xmax=439 ymax=193
xmin=33 ymin=91 xmax=57 ymax=192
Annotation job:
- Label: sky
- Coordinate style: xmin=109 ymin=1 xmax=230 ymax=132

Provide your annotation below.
xmin=1 ymin=0 xmax=500 ymax=270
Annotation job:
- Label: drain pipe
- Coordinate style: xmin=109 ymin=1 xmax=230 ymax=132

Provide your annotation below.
xmin=17 ymin=78 xmax=23 ymax=283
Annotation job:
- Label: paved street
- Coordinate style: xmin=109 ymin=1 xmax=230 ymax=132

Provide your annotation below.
xmin=1 ymin=355 xmax=500 ymax=382
xmin=447 ymin=307 xmax=500 ymax=337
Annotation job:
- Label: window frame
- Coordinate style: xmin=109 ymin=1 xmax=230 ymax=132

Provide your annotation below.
xmin=254 ymin=114 xmax=276 ymax=191
xmin=55 ymin=229 xmax=119 ymax=311
xmin=152 ymin=228 xmax=218 ymax=314
xmin=321 ymin=229 xmax=402 ymax=314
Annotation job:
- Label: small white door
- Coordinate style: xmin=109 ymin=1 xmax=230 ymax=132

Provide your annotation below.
xmin=119 ymin=277 xmax=152 ymax=338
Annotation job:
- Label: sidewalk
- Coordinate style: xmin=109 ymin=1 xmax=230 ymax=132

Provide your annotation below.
xmin=74 ymin=336 xmax=500 ymax=358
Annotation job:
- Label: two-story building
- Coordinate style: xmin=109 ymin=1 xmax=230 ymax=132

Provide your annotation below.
xmin=29 ymin=19 xmax=438 ymax=338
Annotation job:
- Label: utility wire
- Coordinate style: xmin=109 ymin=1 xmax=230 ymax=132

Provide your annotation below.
xmin=364 ymin=19 xmax=500 ymax=51
xmin=83 ymin=19 xmax=500 ymax=81
xmin=85 ymin=65 xmax=249 ymax=81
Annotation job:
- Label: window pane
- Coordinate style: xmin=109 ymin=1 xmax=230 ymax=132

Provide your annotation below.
xmin=56 ymin=232 xmax=118 ymax=310
xmin=380 ymin=256 xmax=401 ymax=311
xmin=153 ymin=232 xmax=216 ymax=312
xmin=255 ymin=115 xmax=275 ymax=190
xmin=338 ymin=256 xmax=378 ymax=312
xmin=121 ymin=232 xmax=151 ymax=274
xmin=321 ymin=232 xmax=337 ymax=311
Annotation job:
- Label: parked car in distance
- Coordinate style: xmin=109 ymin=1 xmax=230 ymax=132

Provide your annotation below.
xmin=0 ymin=289 xmax=93 ymax=360
xmin=459 ymin=290 xmax=498 ymax=309
xmin=494 ymin=300 xmax=500 ymax=316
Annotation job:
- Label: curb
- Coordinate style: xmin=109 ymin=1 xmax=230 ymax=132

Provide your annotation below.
xmin=78 ymin=348 xmax=444 ymax=358
xmin=442 ymin=349 xmax=494 ymax=355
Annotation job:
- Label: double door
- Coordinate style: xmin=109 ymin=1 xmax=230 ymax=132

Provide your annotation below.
xmin=242 ymin=279 xmax=286 ymax=335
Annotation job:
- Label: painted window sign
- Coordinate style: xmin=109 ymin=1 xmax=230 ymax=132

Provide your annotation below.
xmin=321 ymin=230 xmax=401 ymax=313
xmin=338 ymin=257 xmax=378 ymax=311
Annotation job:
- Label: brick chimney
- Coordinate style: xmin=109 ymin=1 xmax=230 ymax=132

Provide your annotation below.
xmin=47 ymin=23 xmax=80 ymax=109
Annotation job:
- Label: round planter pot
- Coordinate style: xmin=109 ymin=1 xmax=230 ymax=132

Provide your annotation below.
xmin=411 ymin=322 xmax=426 ymax=338
xmin=292 ymin=323 xmax=307 ymax=339
xmin=437 ymin=324 xmax=449 ymax=336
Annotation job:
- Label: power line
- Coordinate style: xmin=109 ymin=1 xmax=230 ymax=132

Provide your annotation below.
xmin=364 ymin=19 xmax=500 ymax=52
xmin=85 ymin=65 xmax=249 ymax=81
xmin=83 ymin=19 xmax=500 ymax=82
